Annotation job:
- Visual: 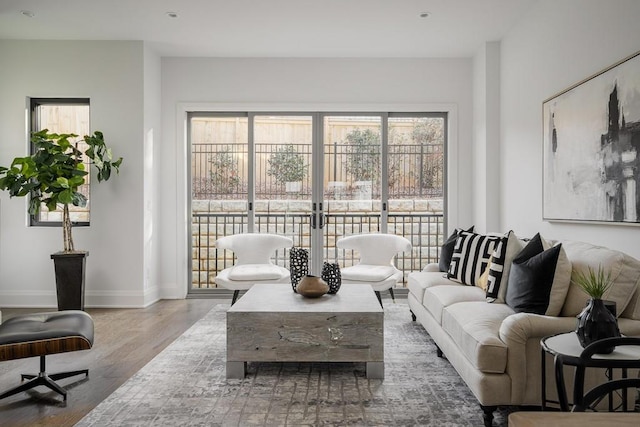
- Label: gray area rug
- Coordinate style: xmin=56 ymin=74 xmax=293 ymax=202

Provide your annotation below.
xmin=77 ymin=301 xmax=513 ymax=426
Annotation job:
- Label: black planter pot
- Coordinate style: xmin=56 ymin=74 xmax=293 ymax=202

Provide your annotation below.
xmin=51 ymin=251 xmax=89 ymax=311
xmin=575 ymin=298 xmax=621 ymax=354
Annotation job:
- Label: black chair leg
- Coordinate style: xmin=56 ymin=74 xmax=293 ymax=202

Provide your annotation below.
xmin=49 ymin=369 xmax=89 ymax=381
xmin=0 ymin=355 xmax=88 ymax=401
xmin=388 ymin=287 xmax=396 ymax=303
xmin=374 ymin=291 xmax=384 ymax=307
xmin=231 ymin=290 xmax=240 ymax=305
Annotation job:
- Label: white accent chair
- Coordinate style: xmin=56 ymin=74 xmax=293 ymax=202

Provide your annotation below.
xmin=214 ymin=233 xmax=293 ymax=305
xmin=337 ymin=233 xmax=412 ymax=307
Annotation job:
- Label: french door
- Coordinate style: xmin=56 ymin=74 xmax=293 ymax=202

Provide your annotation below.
xmin=188 ymin=112 xmax=446 ymax=293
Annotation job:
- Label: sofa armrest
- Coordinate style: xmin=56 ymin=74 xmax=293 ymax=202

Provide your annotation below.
xmin=500 ymin=313 xmax=577 ymax=344
xmin=499 ymin=313 xmax=577 ymax=403
xmin=422 ymin=263 xmax=441 ymax=272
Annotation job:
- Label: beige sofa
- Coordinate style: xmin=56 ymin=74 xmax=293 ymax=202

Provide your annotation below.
xmin=407 ymin=239 xmax=640 ymax=426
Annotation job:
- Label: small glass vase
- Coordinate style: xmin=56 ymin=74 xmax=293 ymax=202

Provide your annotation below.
xmin=575 ymin=298 xmax=621 ymax=354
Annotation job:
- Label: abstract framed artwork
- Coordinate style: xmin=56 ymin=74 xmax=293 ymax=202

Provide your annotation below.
xmin=543 ymin=51 xmax=640 ymax=224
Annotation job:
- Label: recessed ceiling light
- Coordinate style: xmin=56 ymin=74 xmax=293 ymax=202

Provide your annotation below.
xmin=166 ymin=11 xmax=178 ymax=19
xmin=419 ymin=12 xmax=430 ymax=18
xmin=20 ymin=10 xmax=35 ymax=18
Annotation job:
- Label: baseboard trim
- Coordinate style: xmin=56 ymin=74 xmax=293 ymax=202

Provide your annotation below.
xmin=0 ymin=289 xmax=149 ymax=308
xmin=0 ymin=286 xmax=408 ymax=308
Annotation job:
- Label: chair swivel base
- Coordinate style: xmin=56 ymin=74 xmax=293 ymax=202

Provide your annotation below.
xmin=0 ymin=355 xmax=88 ymax=401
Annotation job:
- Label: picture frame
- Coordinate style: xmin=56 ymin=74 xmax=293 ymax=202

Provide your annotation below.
xmin=543 ymin=51 xmax=640 ymax=225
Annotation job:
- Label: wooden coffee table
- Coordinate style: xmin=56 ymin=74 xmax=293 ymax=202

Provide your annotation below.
xmin=226 ymin=283 xmax=384 ymax=379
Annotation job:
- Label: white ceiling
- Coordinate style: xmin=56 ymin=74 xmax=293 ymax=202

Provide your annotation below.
xmin=0 ymin=0 xmax=536 ymax=58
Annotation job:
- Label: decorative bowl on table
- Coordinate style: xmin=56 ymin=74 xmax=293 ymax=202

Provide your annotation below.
xmin=296 ymin=275 xmax=329 ymax=298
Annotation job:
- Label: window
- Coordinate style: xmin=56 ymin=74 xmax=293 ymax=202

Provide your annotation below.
xmin=30 ymin=98 xmax=91 ymax=226
xmin=188 ymin=111 xmax=447 ymax=291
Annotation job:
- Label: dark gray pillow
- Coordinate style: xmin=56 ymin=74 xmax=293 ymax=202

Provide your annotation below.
xmin=505 ymin=234 xmax=561 ymax=314
xmin=438 ymin=225 xmax=474 ymax=272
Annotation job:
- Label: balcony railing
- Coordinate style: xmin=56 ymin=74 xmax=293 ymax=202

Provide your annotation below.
xmin=191 ymin=212 xmax=444 ymax=289
xmin=191 ymin=142 xmax=443 ymax=200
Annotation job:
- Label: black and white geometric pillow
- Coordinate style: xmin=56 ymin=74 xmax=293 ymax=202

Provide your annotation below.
xmin=447 ymin=231 xmax=502 ymax=286
xmin=485 ymin=233 xmax=509 ymax=301
xmin=486 ymin=231 xmax=526 ymax=302
xmin=438 ymin=225 xmax=475 ymax=272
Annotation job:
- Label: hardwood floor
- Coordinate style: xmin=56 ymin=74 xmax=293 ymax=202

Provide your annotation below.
xmin=0 ymin=299 xmax=222 ymax=427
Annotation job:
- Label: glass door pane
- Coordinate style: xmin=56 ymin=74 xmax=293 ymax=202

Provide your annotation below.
xmin=322 ymin=116 xmax=382 ymax=267
xmin=189 ymin=114 xmax=249 ymax=290
xmin=388 ymin=115 xmax=446 ymax=277
xmin=254 ymin=115 xmax=313 ymax=265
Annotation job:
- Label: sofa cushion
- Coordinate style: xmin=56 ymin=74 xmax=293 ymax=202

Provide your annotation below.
xmin=561 ymin=241 xmax=640 ymax=317
xmin=408 ymin=272 xmax=458 ymax=303
xmin=448 ymin=231 xmax=502 ymax=286
xmin=442 ymin=301 xmax=514 ymax=374
xmin=227 ymin=264 xmax=288 ymax=281
xmin=424 ymin=285 xmax=486 ymax=325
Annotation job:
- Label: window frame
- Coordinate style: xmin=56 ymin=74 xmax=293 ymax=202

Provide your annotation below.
xmin=29 ymin=97 xmax=91 ymax=227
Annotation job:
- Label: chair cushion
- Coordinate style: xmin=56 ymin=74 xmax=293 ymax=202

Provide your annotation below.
xmin=215 ymin=266 xmax=291 ymax=290
xmin=341 ymin=265 xmax=396 ymax=282
xmin=442 ymin=301 xmax=514 ymax=373
xmin=227 ymin=264 xmax=288 ymax=281
xmin=0 ymin=311 xmax=94 ymax=361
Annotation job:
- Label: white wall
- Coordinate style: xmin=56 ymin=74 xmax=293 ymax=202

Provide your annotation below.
xmin=0 ymin=41 xmax=146 ymax=307
xmin=159 ymin=58 xmax=474 ymax=298
xmin=143 ymin=44 xmax=162 ymax=306
xmin=473 ymin=42 xmax=501 ymax=233
xmin=501 ymin=0 xmax=640 ymax=257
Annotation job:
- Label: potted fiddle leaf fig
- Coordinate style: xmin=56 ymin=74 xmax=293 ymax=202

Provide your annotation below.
xmin=0 ymin=129 xmax=123 ymax=310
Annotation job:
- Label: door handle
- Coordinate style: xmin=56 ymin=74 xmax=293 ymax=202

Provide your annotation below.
xmin=319 ymin=213 xmax=325 ymax=229
xmin=311 ymin=213 xmax=317 ymax=229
